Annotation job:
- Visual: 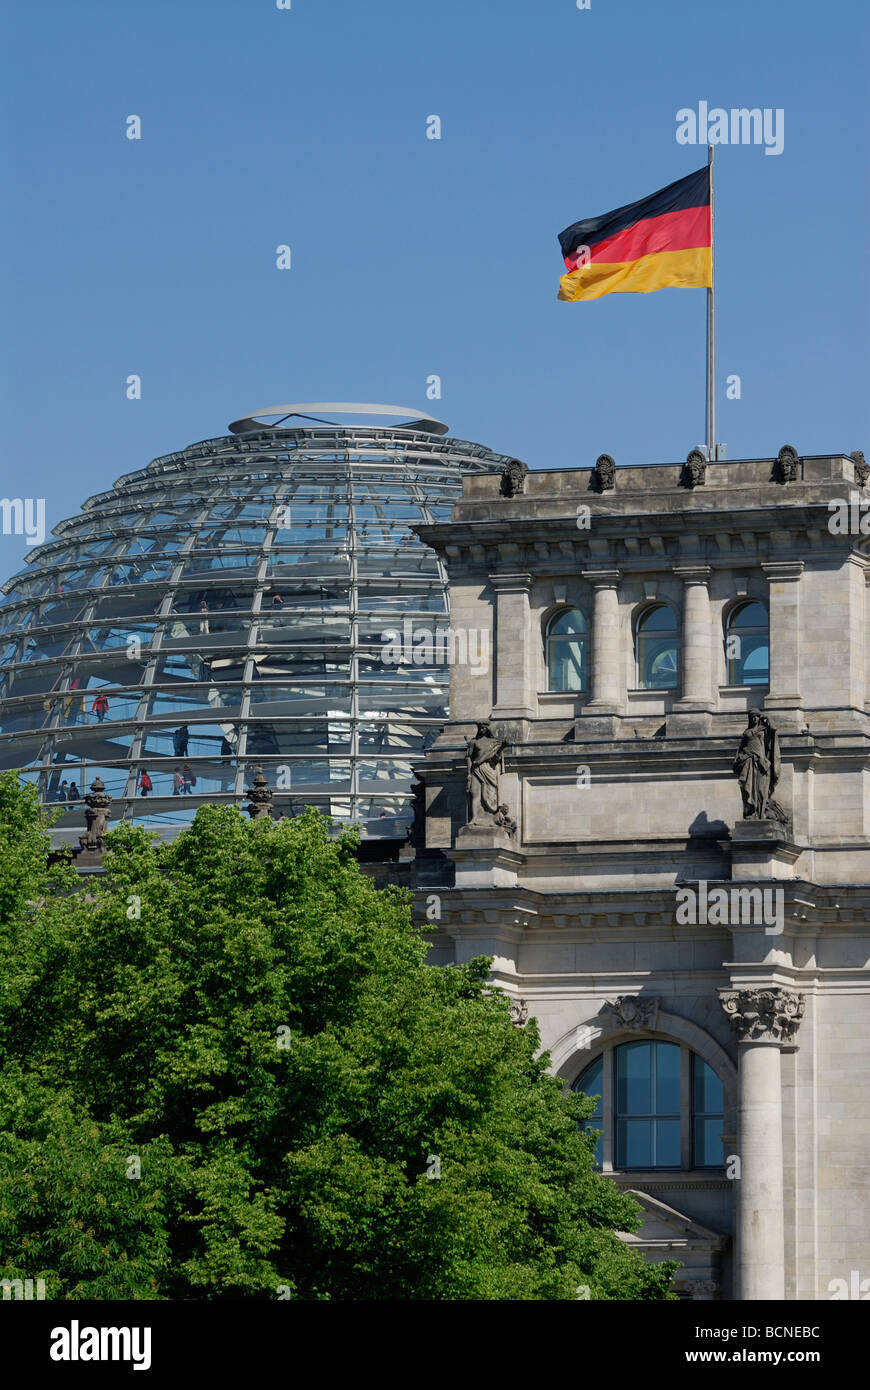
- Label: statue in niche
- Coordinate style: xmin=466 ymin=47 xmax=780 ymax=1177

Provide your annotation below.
xmin=465 ymin=721 xmax=508 ymax=826
xmin=732 ymin=710 xmax=789 ymax=822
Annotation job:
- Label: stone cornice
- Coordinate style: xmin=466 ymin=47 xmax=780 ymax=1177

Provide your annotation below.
xmin=421 ymin=513 xmax=868 ymax=576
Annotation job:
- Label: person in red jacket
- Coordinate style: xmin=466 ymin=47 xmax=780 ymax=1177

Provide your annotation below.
xmin=137 ymin=770 xmax=153 ymax=797
xmin=91 ymin=693 xmax=109 ymax=723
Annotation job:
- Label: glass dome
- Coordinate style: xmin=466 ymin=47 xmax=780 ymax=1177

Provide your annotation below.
xmin=0 ymin=408 xmax=510 ymax=845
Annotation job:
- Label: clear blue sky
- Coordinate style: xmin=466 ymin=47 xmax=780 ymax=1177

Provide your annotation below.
xmin=1 ymin=0 xmax=867 ymax=570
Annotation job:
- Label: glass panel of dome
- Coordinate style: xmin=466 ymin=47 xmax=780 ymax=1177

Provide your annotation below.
xmin=109 ymin=559 xmax=175 ymax=585
xmin=262 ymin=613 xmax=351 ymax=642
xmin=83 ymin=624 xmax=158 ymax=653
xmin=357 ymin=686 xmax=447 ymax=717
xmin=0 ymin=605 xmax=34 ymax=633
xmin=14 ymin=633 xmax=74 ymax=664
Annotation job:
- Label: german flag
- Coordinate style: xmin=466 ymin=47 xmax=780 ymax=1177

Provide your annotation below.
xmin=558 ymin=165 xmax=711 ymax=302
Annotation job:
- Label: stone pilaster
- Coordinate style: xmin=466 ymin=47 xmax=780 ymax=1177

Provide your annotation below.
xmin=762 ymin=561 xmax=803 ymax=714
xmin=673 ymin=565 xmax=714 ymax=713
xmin=581 ymin=570 xmax=622 ymax=717
xmin=719 ymin=987 xmax=805 ymax=1301
xmin=489 ymin=572 xmax=535 ymax=720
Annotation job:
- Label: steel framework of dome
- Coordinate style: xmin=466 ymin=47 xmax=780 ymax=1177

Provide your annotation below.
xmin=0 ymin=407 xmax=511 ymax=845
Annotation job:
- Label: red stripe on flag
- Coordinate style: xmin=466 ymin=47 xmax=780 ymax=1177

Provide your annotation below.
xmin=563 ymin=205 xmax=710 ymax=272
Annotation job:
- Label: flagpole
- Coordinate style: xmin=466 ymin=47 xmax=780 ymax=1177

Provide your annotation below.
xmin=706 ymin=143 xmax=716 ymax=459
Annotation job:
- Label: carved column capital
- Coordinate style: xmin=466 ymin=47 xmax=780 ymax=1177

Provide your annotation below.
xmin=718 ymin=987 xmax=804 ymax=1045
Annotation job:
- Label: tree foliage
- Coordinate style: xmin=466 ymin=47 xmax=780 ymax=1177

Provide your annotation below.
xmin=0 ymin=772 xmax=676 ymax=1300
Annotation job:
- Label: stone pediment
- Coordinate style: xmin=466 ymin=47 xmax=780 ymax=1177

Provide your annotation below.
xmin=617 ymin=1190 xmax=727 ymax=1252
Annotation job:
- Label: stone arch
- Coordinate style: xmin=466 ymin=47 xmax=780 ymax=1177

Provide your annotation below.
xmin=549 ymin=1005 xmax=737 ymax=1114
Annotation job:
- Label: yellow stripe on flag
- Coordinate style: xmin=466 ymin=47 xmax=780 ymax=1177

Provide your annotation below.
xmin=558 ymin=246 xmax=711 ymax=302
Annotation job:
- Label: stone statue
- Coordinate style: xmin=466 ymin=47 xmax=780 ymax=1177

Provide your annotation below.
xmin=500 ymin=458 xmax=528 ymax=497
xmin=682 ymin=448 xmax=707 ymax=488
xmin=775 ymin=444 xmax=799 ymax=483
xmin=733 ymin=710 xmax=789 ymax=822
xmin=79 ymin=777 xmax=112 ymax=851
xmin=244 ymin=768 xmax=273 ymax=820
xmin=593 ymin=454 xmax=615 ymax=492
xmin=851 ymin=450 xmax=869 ymax=488
xmin=466 ymin=721 xmax=507 ymax=826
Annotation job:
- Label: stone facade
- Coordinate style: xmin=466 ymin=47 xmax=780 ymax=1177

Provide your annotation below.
xmin=410 ymin=450 xmax=870 ymax=1301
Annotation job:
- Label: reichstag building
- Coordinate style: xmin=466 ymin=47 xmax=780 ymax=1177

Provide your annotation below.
xmin=1 ymin=407 xmax=867 ymax=1302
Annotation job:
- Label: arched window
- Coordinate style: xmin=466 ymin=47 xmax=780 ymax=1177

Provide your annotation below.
xmin=546 ymin=608 xmax=587 ymax=692
xmin=616 ymin=1039 xmax=680 ymax=1167
xmin=636 ymin=604 xmax=678 ymax=690
xmin=572 ymin=1041 xmax=725 ymax=1171
xmin=574 ymin=1055 xmax=604 ymax=1165
xmin=725 ymin=600 xmax=769 ymax=686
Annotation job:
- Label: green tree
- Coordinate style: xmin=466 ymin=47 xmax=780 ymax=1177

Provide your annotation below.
xmin=0 ymin=772 xmax=676 ymax=1300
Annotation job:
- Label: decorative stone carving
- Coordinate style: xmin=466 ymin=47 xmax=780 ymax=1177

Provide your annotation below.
xmin=78 ymin=777 xmax=112 ymax=852
xmin=719 ymin=988 xmax=805 ymax=1044
xmin=684 ymin=1278 xmax=720 ymax=1298
xmin=681 ymin=449 xmax=707 ymax=488
xmin=733 ymin=710 xmax=789 ymax=822
xmin=500 ymin=458 xmax=528 ymax=497
xmin=493 ymin=802 xmax=517 ymax=833
xmin=465 ymin=720 xmax=507 ymax=826
xmin=603 ymin=995 xmax=659 ymax=1031
xmin=592 ymin=454 xmax=616 ymax=492
xmin=244 ymin=768 xmax=273 ymax=820
xmin=509 ymin=998 xmax=529 ymax=1028
xmin=774 ymin=444 xmax=800 ymax=483
xmin=851 ymin=450 xmax=869 ymax=487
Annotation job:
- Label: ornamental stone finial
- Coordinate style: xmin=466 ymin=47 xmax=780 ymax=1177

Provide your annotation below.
xmin=774 ymin=444 xmax=800 ymax=483
xmin=500 ymin=458 xmax=528 ymax=497
xmin=244 ymin=768 xmax=273 ymax=820
xmin=718 ymin=987 xmax=805 ymax=1045
xmin=850 ymin=450 xmax=869 ymax=487
xmin=681 ymin=448 xmax=707 ymax=488
xmin=592 ymin=454 xmax=616 ymax=492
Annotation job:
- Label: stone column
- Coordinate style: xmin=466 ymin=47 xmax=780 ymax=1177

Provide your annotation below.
xmin=673 ymin=566 xmax=714 ymax=711
xmin=581 ymin=570 xmax=622 ymax=713
xmin=719 ymin=987 xmax=805 ymax=1301
xmin=761 ymin=561 xmax=803 ymax=713
xmin=489 ymin=572 xmax=535 ymax=720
